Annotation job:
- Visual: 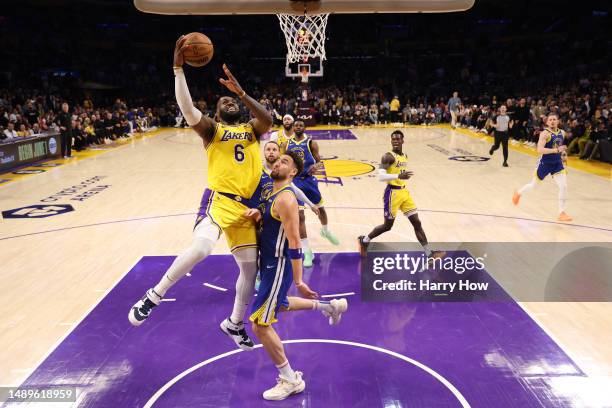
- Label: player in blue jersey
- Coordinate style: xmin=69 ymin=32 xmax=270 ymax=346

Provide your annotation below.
xmin=244 ymin=150 xmax=348 ymax=401
xmin=513 ymin=113 xmax=572 ymax=221
xmin=282 ymin=120 xmax=339 ymax=267
xmin=252 ymin=141 xmax=319 ymax=217
xmin=251 ymin=141 xmax=320 ymax=290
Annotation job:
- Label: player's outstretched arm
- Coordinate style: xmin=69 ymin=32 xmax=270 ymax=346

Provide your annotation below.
xmin=173 ymin=36 xmax=215 ymax=144
xmin=219 ymin=64 xmax=272 ymax=138
xmin=275 ymin=191 xmax=317 ymax=299
xmin=290 ymin=182 xmax=319 ymax=215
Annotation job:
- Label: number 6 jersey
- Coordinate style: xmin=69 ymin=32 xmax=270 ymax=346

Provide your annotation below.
xmin=206 ymin=122 xmax=262 ymax=198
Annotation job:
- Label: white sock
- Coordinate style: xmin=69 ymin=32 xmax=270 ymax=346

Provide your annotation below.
xmin=153 ymin=237 xmax=215 ymax=297
xmin=553 ymin=173 xmax=568 ymax=213
xmin=422 ymin=244 xmax=432 ymax=256
xmin=301 ymin=238 xmax=310 ymax=252
xmin=230 ymin=248 xmax=258 ymax=324
xmin=276 ymin=360 xmax=296 ymax=382
xmin=321 ymin=224 xmax=329 ymax=232
xmin=518 ymin=178 xmax=537 ymax=195
xmin=362 ymin=235 xmax=371 ymax=243
xmin=313 ymin=300 xmax=333 ymax=314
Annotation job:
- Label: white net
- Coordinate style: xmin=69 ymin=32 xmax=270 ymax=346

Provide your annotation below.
xmin=277 ymin=13 xmax=329 ymax=64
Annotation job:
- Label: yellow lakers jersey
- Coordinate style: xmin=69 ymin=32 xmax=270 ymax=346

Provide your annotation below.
xmin=386 ymin=151 xmax=408 ymax=187
xmin=206 ymin=122 xmax=262 ymax=198
xmin=277 ymin=128 xmax=294 ymax=149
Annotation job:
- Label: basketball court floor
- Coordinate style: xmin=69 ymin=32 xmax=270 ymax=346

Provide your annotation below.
xmin=1 ymin=125 xmax=611 ymax=407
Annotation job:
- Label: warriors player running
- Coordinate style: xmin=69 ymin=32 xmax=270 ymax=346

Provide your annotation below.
xmin=129 ymin=36 xmax=272 ymax=351
xmin=358 ymin=130 xmax=443 ymax=259
xmin=513 ymin=113 xmax=572 ymax=221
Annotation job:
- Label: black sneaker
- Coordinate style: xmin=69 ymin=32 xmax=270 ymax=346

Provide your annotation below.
xmin=128 ymin=289 xmax=161 ymax=326
xmin=489 ymin=146 xmax=495 ymax=155
xmin=220 ymin=318 xmax=255 ymax=351
xmin=503 ymin=162 xmax=509 ymax=167
xmin=358 ymin=235 xmax=370 ymax=258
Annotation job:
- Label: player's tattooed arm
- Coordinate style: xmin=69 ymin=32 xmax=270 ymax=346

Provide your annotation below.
xmin=218 ymin=64 xmax=272 ymax=139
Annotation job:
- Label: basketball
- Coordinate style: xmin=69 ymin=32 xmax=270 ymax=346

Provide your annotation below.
xmin=182 ymin=32 xmax=213 ymax=67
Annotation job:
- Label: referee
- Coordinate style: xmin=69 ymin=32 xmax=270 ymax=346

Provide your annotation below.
xmin=489 ymin=105 xmax=513 ymax=167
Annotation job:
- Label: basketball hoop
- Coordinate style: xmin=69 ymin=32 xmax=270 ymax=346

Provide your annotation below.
xmin=277 ymin=12 xmax=329 ymax=64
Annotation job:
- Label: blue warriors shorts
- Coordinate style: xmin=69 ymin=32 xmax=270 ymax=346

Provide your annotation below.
xmin=249 ymin=256 xmax=293 ymax=326
xmin=194 ymin=189 xmax=257 ymax=252
xmin=535 ymin=161 xmax=565 ymax=181
xmin=293 ymin=175 xmax=323 ymax=208
xmin=384 ymin=186 xmax=417 ymax=220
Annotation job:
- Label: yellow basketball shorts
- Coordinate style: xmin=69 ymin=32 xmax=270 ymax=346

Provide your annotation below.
xmin=383 ymin=186 xmax=417 ymax=220
xmin=195 ymin=189 xmax=257 ymax=252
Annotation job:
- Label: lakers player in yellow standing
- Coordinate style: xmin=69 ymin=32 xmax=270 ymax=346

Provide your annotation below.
xmin=129 ymin=36 xmax=272 ymax=351
xmin=269 ymin=114 xmax=295 ymax=146
xmin=358 ymin=130 xmax=443 ymax=259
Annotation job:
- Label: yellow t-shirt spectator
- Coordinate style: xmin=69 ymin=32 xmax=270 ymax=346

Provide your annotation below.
xmin=390 ymin=98 xmax=400 ymax=112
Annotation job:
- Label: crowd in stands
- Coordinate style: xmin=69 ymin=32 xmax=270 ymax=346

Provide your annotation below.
xmin=2 ymin=0 xmax=609 ymax=161
xmin=246 ymin=77 xmax=610 ymax=162
xmin=0 ymin=91 xmax=160 ymax=154
xmin=3 ymin=74 xmax=610 ymax=164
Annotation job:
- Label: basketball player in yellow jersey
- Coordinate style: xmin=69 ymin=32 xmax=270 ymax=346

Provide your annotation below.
xmin=129 ymin=36 xmax=272 ymax=352
xmin=358 ymin=130 xmax=443 ymax=259
xmin=269 ymin=114 xmax=295 ymax=146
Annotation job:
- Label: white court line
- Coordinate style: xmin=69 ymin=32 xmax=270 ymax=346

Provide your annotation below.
xmin=321 ymin=292 xmax=356 ymax=298
xmin=160 ymin=298 xmax=176 ymax=302
xmin=143 ymin=339 xmax=470 ymax=408
xmin=516 ymin=302 xmax=588 ymax=376
xmin=203 ymin=283 xmax=227 ymax=292
xmin=11 ymin=255 xmax=143 ymax=387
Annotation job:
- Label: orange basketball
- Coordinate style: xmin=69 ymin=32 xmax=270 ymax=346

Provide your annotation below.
xmin=182 ymin=32 xmax=213 ymax=67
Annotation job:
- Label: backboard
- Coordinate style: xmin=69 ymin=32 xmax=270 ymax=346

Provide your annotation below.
xmin=134 ymin=0 xmax=475 ymax=15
